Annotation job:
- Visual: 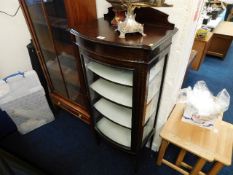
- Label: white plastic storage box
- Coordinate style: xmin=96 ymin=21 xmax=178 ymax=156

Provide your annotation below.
xmin=0 ymin=71 xmax=54 ymax=134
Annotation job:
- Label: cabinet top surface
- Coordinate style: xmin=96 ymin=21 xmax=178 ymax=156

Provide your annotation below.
xmin=160 ymin=104 xmax=233 ymax=164
xmin=213 ymin=21 xmax=233 ymax=36
xmin=73 ymin=18 xmax=177 ymax=50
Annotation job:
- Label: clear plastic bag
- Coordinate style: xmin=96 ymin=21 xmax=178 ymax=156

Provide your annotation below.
xmin=178 ymin=81 xmax=230 ymax=128
xmin=216 ymin=89 xmax=230 ymax=113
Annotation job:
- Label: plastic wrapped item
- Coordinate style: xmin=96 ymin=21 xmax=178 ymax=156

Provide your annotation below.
xmin=0 ymin=71 xmax=54 ymax=134
xmin=178 ymin=81 xmax=230 ymax=128
xmin=216 ymin=89 xmax=230 ymax=113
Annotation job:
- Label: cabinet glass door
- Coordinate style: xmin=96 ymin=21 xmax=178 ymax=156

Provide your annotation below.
xmin=143 ymin=57 xmax=166 ymax=142
xmin=43 ymin=0 xmax=83 ymax=104
xmin=25 ymin=0 xmax=67 ymax=97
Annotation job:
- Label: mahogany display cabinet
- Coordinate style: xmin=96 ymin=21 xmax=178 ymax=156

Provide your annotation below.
xmin=19 ymin=0 xmax=97 ymax=123
xmin=71 ymin=8 xmax=177 ymax=154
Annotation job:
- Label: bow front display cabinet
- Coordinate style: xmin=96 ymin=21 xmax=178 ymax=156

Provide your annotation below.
xmin=19 ymin=0 xmax=97 ymax=123
xmin=71 ymin=8 xmax=177 ymax=154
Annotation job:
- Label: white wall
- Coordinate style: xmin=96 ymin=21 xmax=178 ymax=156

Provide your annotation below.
xmin=152 ymin=0 xmax=205 ymax=150
xmin=0 ymin=0 xmax=32 ymax=78
xmin=96 ymin=0 xmax=204 ymax=151
xmin=96 ymin=0 xmax=110 ymax=18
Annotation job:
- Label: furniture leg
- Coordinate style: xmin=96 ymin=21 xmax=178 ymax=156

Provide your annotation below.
xmin=208 ymin=162 xmax=224 ymax=175
xmin=156 ymin=139 xmax=169 ymax=166
xmin=190 ymin=158 xmax=206 ymax=175
xmin=176 ymin=149 xmax=187 ymax=166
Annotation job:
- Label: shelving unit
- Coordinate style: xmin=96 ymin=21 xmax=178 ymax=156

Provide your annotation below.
xmin=84 ymin=55 xmax=165 ymax=151
xmin=71 ymin=7 xmax=177 ymax=166
xmin=85 ymin=59 xmax=134 ymax=149
xmin=20 ymin=0 xmax=97 ymax=124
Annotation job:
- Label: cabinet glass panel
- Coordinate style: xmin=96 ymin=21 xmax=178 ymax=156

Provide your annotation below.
xmin=143 ymin=112 xmax=156 ymax=141
xmin=25 ymin=0 xmax=67 ymax=97
xmin=83 ymin=55 xmax=133 ymax=148
xmin=43 ymin=0 xmax=82 ymax=103
xmin=143 ymin=57 xmax=165 ymax=139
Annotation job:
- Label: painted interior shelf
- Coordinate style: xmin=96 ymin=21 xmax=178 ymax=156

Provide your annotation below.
xmin=90 ymin=78 xmax=132 ymax=107
xmin=96 ymin=118 xmax=131 ymax=147
xmin=94 ymin=98 xmax=132 ymax=128
xmin=87 ymin=62 xmax=133 ymax=86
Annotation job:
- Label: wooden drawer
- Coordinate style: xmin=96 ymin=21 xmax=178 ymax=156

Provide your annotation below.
xmin=50 ymin=93 xmax=90 ymax=124
xmin=207 ymin=22 xmax=233 ymax=59
xmin=207 ymin=34 xmax=233 ymax=58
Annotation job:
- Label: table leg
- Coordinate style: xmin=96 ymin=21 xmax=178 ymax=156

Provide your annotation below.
xmin=175 ymin=149 xmax=187 ymax=166
xmin=156 ymin=139 xmax=169 ymax=166
xmin=190 ymin=158 xmax=206 ymax=175
xmin=208 ymin=162 xmax=224 ymax=175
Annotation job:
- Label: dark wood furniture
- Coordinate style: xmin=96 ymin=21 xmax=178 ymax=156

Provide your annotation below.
xmin=207 ymin=22 xmax=233 ymax=59
xmin=19 ymin=0 xmax=97 ymax=124
xmin=71 ymin=8 xmax=177 ymax=156
xmin=192 ymin=32 xmax=213 ymax=71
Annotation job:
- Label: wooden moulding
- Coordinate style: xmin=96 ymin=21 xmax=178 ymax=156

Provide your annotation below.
xmin=50 ymin=93 xmax=90 ymax=124
xmin=104 ymin=7 xmax=174 ymax=29
xmin=73 ymin=7 xmax=177 ymax=54
xmin=19 ymin=0 xmax=98 ymax=124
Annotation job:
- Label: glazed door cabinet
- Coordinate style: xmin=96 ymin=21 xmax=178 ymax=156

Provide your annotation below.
xmin=19 ymin=0 xmax=97 ymax=123
xmin=71 ymin=8 xmax=177 ymax=154
xmin=81 ymin=52 xmax=168 ymax=152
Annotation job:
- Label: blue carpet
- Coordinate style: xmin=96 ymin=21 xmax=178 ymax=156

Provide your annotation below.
xmin=0 ymin=45 xmax=232 ymax=175
xmin=0 ymin=111 xmax=181 ymax=175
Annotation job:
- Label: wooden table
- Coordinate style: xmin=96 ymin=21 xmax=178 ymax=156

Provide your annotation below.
xmin=207 ymin=22 xmax=233 ymax=58
xmin=192 ymin=32 xmax=213 ymax=71
xmin=156 ymin=104 xmax=233 ymax=175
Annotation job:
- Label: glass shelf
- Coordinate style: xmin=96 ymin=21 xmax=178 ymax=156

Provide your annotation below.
xmin=46 ymin=59 xmax=80 ymax=87
xmin=32 ymin=16 xmax=68 ymax=30
xmin=90 ymin=78 xmax=132 ymax=107
xmin=145 ymin=92 xmax=159 ymax=123
xmin=147 ymin=71 xmax=162 ymax=103
xmin=94 ymin=98 xmax=132 ymax=128
xmin=96 ymin=118 xmax=131 ymax=147
xmin=87 ymin=62 xmax=133 ymax=86
xmin=143 ymin=118 xmax=154 ymax=141
xmin=149 ymin=58 xmax=165 ymax=82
